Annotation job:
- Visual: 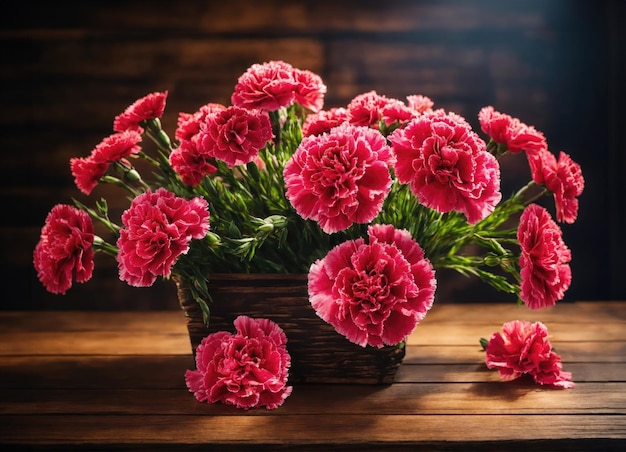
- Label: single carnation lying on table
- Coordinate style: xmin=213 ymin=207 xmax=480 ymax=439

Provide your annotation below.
xmin=481 ymin=320 xmax=575 ymax=388
xmin=34 ymin=60 xmax=582 ymax=408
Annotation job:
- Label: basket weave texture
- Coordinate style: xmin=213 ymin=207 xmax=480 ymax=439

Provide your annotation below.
xmin=175 ymin=273 xmax=405 ymax=384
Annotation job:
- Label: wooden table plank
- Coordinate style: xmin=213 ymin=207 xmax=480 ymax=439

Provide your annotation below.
xmin=408 ymin=321 xmax=626 ymax=344
xmin=0 ymin=301 xmax=626 ymax=332
xmin=0 ymin=331 xmax=192 ymax=355
xmin=2 ymin=330 xmax=623 ymax=356
xmin=1 ymin=333 xmax=623 ymax=363
xmin=0 ymin=310 xmax=189 ymax=333
xmin=0 ymin=356 xmax=623 ymax=389
xmin=421 ymin=301 xmax=626 ymax=323
xmin=1 ymin=382 xmax=625 ymax=415
xmin=403 ymin=342 xmax=626 ymax=364
xmin=1 ymin=414 xmax=624 ymax=445
xmin=0 ymin=301 xmax=623 ymax=334
xmin=0 ymin=302 xmax=624 ymax=449
xmin=396 ymin=362 xmax=626 ymax=383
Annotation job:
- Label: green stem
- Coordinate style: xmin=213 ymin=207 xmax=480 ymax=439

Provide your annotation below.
xmin=72 ymin=198 xmax=121 ymax=234
xmin=144 ymin=118 xmax=172 ymax=154
xmin=93 ymin=236 xmax=119 ymax=256
xmin=100 ymin=175 xmax=143 ymax=197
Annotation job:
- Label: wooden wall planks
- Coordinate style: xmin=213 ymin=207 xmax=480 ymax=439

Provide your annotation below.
xmin=1 ymin=0 xmax=623 ymax=310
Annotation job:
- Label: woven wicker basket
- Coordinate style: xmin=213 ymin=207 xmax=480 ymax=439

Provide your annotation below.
xmin=175 ymin=273 xmax=405 ymax=384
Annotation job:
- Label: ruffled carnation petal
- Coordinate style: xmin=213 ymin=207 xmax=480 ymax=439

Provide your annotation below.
xmin=169 ymin=139 xmax=218 ymax=186
xmin=116 ymin=188 xmax=210 ymax=287
xmin=175 ymin=103 xmax=227 ymax=142
xmin=196 ymin=106 xmax=273 ymax=168
xmin=302 ymin=107 xmax=348 ymax=137
xmin=292 ymin=68 xmax=327 ymax=112
xmin=284 ymin=123 xmax=394 ymax=234
xmin=381 ymin=98 xmax=417 ymax=126
xmin=478 ymin=106 xmax=547 ymax=155
xmin=185 ymin=316 xmax=292 ymax=410
xmin=308 ymin=224 xmax=435 ymax=348
xmin=113 ymin=91 xmax=168 ymax=132
xmin=347 ymin=90 xmax=393 ymax=129
xmin=231 ymin=60 xmax=298 ymax=111
xmin=517 ymin=204 xmax=572 ymax=309
xmin=33 ymin=204 xmax=95 ymax=295
xmin=485 ymin=320 xmax=574 ymax=388
xmin=70 ymin=156 xmax=109 ymax=195
xmin=389 ymin=112 xmax=502 ymax=224
xmin=91 ymin=130 xmax=143 ymax=163
xmin=541 ymin=151 xmax=585 ymax=224
xmin=406 ymin=95 xmax=434 ymax=114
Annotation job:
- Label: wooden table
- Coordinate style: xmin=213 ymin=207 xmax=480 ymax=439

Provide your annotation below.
xmin=0 ymin=301 xmax=624 ymax=450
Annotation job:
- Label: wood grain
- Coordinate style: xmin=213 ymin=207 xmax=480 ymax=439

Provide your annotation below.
xmin=0 ymin=301 xmax=624 ymax=449
xmin=0 ymin=415 xmax=624 ymax=447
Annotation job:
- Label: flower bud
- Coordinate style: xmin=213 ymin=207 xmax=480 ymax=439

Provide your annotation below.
xmin=266 ymin=215 xmax=287 ymax=229
xmin=483 ymin=253 xmax=501 ymax=267
xmin=145 ymin=118 xmax=172 ymax=149
xmin=257 ymin=222 xmax=274 ymax=233
xmin=154 ymin=129 xmax=172 ymax=149
xmin=124 ymin=168 xmax=142 ymax=183
xmin=205 ymin=232 xmax=222 ymax=247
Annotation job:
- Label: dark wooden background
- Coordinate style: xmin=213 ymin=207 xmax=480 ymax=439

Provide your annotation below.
xmin=1 ymin=0 xmax=624 ymax=310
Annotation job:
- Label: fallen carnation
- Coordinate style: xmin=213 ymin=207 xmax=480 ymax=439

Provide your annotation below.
xmin=185 ymin=316 xmax=293 ymax=410
xmin=483 ymin=320 xmax=574 ymax=389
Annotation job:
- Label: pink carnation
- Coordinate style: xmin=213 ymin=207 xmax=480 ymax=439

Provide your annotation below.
xmin=116 ymin=188 xmax=210 ymax=287
xmin=292 ymin=68 xmax=327 ymax=112
xmin=478 ymin=106 xmax=547 ymax=154
xmin=185 ymin=316 xmax=292 ymax=410
xmin=196 ymin=106 xmax=273 ymax=168
xmin=284 ymin=122 xmax=394 ymax=234
xmin=69 ymin=130 xmax=143 ymax=195
xmin=389 ymin=112 xmax=502 ymax=224
xmin=231 ymin=61 xmax=298 ymax=111
xmin=91 ymin=130 xmax=143 ymax=163
xmin=381 ymin=98 xmax=417 ymax=126
xmin=485 ymin=320 xmax=574 ymax=388
xmin=113 ymin=91 xmax=168 ymax=133
xmin=301 ymin=107 xmax=348 ymax=137
xmin=175 ymin=103 xmax=226 ymax=142
xmin=526 ymin=147 xmax=553 ymax=185
xmin=406 ymin=95 xmax=434 ymax=114
xmin=532 ymin=349 xmax=575 ymax=388
xmin=308 ymin=224 xmax=436 ymax=347
xmin=517 ymin=204 xmax=572 ymax=309
xmin=169 ymin=139 xmax=217 ymax=186
xmin=70 ymin=156 xmax=109 ymax=195
xmin=540 ymin=151 xmax=585 ymax=224
xmin=33 ymin=204 xmax=95 ymax=295
xmin=347 ymin=90 xmax=393 ymax=128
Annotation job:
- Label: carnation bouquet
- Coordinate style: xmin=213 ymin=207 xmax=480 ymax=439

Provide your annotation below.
xmin=34 ymin=60 xmax=583 ymax=409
